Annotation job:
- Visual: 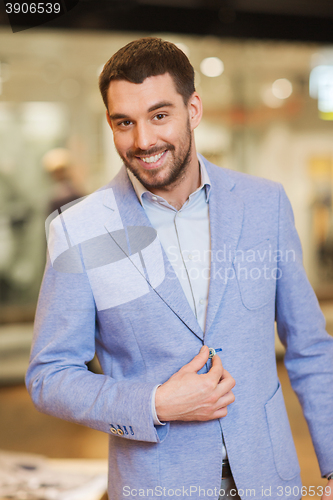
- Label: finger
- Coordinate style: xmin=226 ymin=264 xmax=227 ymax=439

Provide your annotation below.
xmin=220 ymin=368 xmax=235 ymax=383
xmin=212 ymin=406 xmax=228 ymax=419
xmin=182 ymin=345 xmax=210 ymax=373
xmin=214 ymin=390 xmax=235 ymax=410
xmin=211 ymin=391 xmax=235 ymax=418
xmin=205 ymin=352 xmax=224 ymax=382
xmin=213 ymin=371 xmax=236 ymax=398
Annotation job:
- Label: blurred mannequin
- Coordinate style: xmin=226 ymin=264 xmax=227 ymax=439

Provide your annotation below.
xmin=42 ymin=148 xmax=83 ymax=215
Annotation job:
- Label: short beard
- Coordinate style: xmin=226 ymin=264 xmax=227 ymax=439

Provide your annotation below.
xmin=120 ymin=120 xmax=192 ymax=191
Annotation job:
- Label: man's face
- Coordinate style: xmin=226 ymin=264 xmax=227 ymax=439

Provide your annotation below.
xmin=106 ymin=73 xmax=199 ymax=190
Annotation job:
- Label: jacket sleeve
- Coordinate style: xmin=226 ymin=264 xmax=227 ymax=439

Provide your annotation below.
xmin=25 ymin=216 xmax=169 ymax=444
xmin=275 ymin=184 xmax=333 ymax=476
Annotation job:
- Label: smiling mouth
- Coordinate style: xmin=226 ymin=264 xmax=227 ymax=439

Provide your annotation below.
xmin=137 ymin=150 xmax=166 ymax=164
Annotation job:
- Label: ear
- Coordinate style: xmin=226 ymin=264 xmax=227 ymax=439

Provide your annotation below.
xmin=106 ymin=110 xmax=113 ymax=130
xmin=187 ymin=92 xmax=202 ymax=131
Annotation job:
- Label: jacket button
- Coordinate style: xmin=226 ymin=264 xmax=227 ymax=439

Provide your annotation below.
xmin=208 ymin=347 xmax=222 ymax=358
xmin=110 ymin=427 xmax=117 ymax=435
xmin=208 ymin=347 xmax=216 ymax=358
xmin=117 ymin=428 xmax=124 ymax=436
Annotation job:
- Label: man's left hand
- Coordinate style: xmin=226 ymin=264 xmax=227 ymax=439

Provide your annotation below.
xmin=322 ymin=479 xmax=333 ymax=500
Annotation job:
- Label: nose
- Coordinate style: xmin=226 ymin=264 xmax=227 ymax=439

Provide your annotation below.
xmin=134 ymin=121 xmax=157 ymax=152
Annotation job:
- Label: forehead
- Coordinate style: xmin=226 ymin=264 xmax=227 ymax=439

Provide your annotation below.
xmin=107 ymin=73 xmax=184 ymax=113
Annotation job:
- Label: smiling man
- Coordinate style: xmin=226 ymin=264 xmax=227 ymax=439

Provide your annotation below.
xmin=26 ymin=38 xmax=333 ymax=500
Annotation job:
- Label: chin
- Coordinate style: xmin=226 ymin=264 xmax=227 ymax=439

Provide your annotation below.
xmin=136 ymin=167 xmax=170 ymax=186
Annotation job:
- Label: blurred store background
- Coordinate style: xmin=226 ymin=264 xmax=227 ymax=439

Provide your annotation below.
xmin=0 ymin=0 xmax=333 ymax=497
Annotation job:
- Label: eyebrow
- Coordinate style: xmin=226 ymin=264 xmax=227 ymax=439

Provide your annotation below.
xmin=109 ymin=112 xmax=130 ymax=121
xmin=109 ymin=101 xmax=174 ymax=122
xmin=148 ymin=101 xmax=174 ymax=113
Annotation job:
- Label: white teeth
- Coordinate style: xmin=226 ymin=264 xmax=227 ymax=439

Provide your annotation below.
xmin=141 ymin=152 xmax=164 ymax=164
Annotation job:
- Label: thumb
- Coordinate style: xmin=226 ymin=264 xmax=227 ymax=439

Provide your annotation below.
xmin=184 ymin=345 xmax=210 ymax=373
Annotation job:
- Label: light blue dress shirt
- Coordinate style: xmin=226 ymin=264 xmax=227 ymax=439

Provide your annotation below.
xmin=128 ymin=157 xmax=211 ymax=332
xmin=128 ymin=156 xmax=227 ymax=460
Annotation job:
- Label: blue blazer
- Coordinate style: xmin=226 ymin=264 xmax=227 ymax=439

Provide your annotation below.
xmin=26 ymin=156 xmax=333 ymax=500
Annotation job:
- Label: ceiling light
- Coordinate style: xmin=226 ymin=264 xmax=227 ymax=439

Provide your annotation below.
xmin=200 ymin=57 xmax=224 ymax=78
xmin=310 ymin=65 xmax=333 ymax=120
xmin=271 ymin=78 xmax=293 ymax=99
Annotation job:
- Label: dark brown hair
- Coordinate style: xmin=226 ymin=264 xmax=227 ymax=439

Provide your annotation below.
xmin=99 ymin=37 xmax=195 ymax=109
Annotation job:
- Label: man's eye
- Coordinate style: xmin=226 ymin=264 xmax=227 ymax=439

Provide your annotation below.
xmin=119 ymin=120 xmax=132 ymax=127
xmin=154 ymin=114 xmax=166 ymax=121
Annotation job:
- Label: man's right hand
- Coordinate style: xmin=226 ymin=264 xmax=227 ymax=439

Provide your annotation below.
xmin=155 ymin=345 xmax=235 ymax=422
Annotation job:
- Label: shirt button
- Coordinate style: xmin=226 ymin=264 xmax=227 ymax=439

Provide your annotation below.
xmin=199 ymin=299 xmax=205 ymax=305
xmin=188 ymin=254 xmax=193 ymax=260
xmin=152 ymin=196 xmax=157 ymax=201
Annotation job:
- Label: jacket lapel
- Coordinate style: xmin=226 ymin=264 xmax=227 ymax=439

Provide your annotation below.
xmin=103 ymin=167 xmax=204 ymax=341
xmin=204 ymin=160 xmax=244 ymax=336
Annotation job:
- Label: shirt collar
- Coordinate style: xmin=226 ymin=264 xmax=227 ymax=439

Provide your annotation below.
xmin=127 ymin=155 xmax=212 ymax=206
